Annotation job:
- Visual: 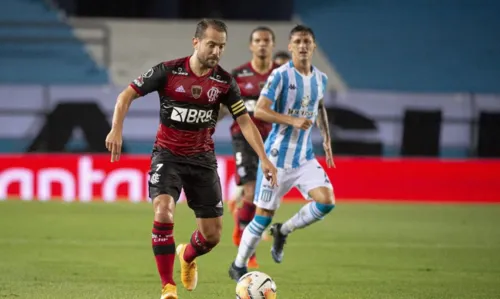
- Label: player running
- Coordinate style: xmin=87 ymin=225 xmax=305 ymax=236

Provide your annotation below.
xmin=228 ymin=24 xmax=336 ymax=281
xmin=105 ymin=19 xmax=278 ymax=299
xmin=226 ymin=49 xmax=289 ymax=223
xmin=221 ymin=26 xmax=279 ymax=269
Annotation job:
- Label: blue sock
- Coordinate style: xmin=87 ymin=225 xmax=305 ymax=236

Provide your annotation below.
xmin=280 ymin=202 xmax=335 ymax=235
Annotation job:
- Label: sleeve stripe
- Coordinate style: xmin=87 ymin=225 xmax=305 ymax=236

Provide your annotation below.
xmin=230 ymin=102 xmax=245 ymax=112
xmin=232 ymin=106 xmax=246 ymax=115
xmin=231 ymin=100 xmax=244 ymax=109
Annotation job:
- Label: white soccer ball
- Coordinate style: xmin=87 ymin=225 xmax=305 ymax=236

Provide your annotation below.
xmin=235 ymin=271 xmax=277 ymax=299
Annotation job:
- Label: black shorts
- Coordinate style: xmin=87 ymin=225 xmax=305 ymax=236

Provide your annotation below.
xmin=148 ymin=149 xmax=223 ymax=218
xmin=231 ymin=134 xmax=259 ymax=186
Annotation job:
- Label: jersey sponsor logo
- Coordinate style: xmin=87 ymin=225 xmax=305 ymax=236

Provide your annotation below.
xmin=170 ymin=107 xmax=213 ymax=124
xmin=209 ymin=75 xmax=227 ymax=84
xmin=171 ymin=67 xmax=189 ymax=76
xmin=288 ymin=96 xmax=315 ymax=117
xmin=244 ymin=82 xmax=254 ymax=90
xmin=191 ymin=85 xmax=202 ymax=99
xmin=133 ymin=77 xmax=144 ymax=87
xmin=207 ymin=86 xmax=221 ymax=103
xmin=142 ymin=68 xmax=154 ymax=78
xmin=236 ymin=69 xmax=254 ymax=77
xmin=287 ymin=108 xmax=315 ymax=118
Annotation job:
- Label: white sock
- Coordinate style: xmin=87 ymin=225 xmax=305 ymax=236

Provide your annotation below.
xmin=235 ymin=216 xmax=271 ymax=268
xmin=280 ymin=202 xmax=334 ymax=235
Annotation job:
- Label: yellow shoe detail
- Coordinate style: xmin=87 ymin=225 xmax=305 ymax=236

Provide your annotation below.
xmin=176 ymin=244 xmax=198 ymax=291
xmin=160 ymin=283 xmax=177 ymax=299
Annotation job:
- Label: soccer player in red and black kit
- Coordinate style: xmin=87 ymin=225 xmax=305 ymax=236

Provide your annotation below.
xmin=105 ymin=19 xmax=278 ymax=299
xmin=219 ymin=26 xmax=280 ymax=269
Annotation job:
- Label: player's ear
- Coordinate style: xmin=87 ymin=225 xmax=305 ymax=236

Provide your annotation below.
xmin=192 ymin=37 xmax=199 ymax=50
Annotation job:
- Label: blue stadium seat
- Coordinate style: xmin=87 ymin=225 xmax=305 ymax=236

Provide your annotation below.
xmin=0 ymin=0 xmax=109 ymax=84
xmin=295 ymin=0 xmax=500 ymax=93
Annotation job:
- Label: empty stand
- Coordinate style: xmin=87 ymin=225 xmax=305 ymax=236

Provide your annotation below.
xmin=0 ymin=0 xmax=109 ymax=84
xmin=295 ymin=0 xmax=500 ymax=93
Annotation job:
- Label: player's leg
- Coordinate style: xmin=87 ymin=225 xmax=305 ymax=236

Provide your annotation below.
xmin=176 ymin=165 xmax=224 ymax=291
xmin=232 ymin=137 xmax=262 ymax=268
xmin=236 ymin=181 xmax=256 ymax=242
xmin=149 ymin=153 xmax=183 ymax=299
xmin=229 ymin=167 xmax=292 ymax=281
xmin=229 ymin=186 xmax=243 ymax=253
xmin=270 ymin=159 xmax=335 ymax=263
xmin=227 ymin=185 xmax=244 ymax=215
xmin=231 ymin=136 xmax=256 ymax=245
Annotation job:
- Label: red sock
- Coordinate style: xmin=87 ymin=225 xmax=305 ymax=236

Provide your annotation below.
xmin=183 ymin=230 xmax=217 ymax=263
xmin=237 ymin=201 xmax=256 ymax=230
xmin=152 ymin=221 xmax=175 ymax=286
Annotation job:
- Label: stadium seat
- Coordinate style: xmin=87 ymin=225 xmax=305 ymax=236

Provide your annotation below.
xmin=0 ymin=0 xmax=109 ymax=84
xmin=295 ymin=0 xmax=500 ymax=93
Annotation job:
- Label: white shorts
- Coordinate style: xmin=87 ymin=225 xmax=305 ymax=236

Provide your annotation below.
xmin=254 ymin=159 xmax=334 ymax=210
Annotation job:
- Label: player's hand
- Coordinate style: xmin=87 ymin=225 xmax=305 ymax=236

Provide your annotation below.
xmin=323 ymin=140 xmax=336 ymax=168
xmin=261 ymin=158 xmax=278 ymax=187
xmin=292 ymin=117 xmax=313 ymax=130
xmin=105 ymin=128 xmax=123 ymax=162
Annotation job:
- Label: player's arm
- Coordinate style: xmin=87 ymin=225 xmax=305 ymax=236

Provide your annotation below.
xmin=254 ymin=71 xmax=311 ymax=130
xmin=217 ymin=69 xmax=238 ymax=122
xmin=106 ymin=63 xmax=167 ymax=162
xmin=254 ymin=96 xmax=294 ymax=126
xmin=223 ymin=78 xmax=278 ymax=186
xmin=317 ymin=89 xmax=335 ymax=168
xmin=316 ymin=99 xmax=331 ymax=143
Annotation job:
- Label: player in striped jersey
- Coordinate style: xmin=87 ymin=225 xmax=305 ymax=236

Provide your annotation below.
xmin=229 ymin=25 xmax=336 ymax=280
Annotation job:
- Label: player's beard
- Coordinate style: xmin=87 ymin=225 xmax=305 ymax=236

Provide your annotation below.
xmin=197 ymin=54 xmax=218 ymax=69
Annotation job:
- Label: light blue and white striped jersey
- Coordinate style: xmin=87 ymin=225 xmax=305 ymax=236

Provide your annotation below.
xmin=260 ymin=60 xmax=328 ymax=169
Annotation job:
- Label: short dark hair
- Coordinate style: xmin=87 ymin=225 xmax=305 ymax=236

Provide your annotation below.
xmin=194 ymin=19 xmax=228 ymax=40
xmin=249 ymin=26 xmax=275 ymax=43
xmin=273 ymin=51 xmax=291 ymax=60
xmin=289 ymin=24 xmax=315 ymax=41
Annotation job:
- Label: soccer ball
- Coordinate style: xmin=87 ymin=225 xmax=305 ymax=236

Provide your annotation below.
xmin=235 ymin=271 xmax=277 ymax=299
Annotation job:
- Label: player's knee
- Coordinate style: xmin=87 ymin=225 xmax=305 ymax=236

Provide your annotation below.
xmin=311 ymin=187 xmax=335 ymax=206
xmin=203 ymin=229 xmax=222 ymax=246
xmin=152 ymin=194 xmax=176 ymax=222
xmin=198 ymin=217 xmax=223 ymax=246
xmin=313 ymin=188 xmax=335 ymax=214
xmin=242 ymin=191 xmax=255 ymax=203
xmin=256 ymin=207 xmax=275 ymax=218
xmin=242 ymin=182 xmax=256 ymax=203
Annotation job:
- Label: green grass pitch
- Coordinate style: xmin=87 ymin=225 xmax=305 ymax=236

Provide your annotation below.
xmin=0 ymin=200 xmax=499 ymax=299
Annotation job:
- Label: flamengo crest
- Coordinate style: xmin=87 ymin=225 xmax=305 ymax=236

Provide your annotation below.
xmin=207 ymin=87 xmax=221 ymax=103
